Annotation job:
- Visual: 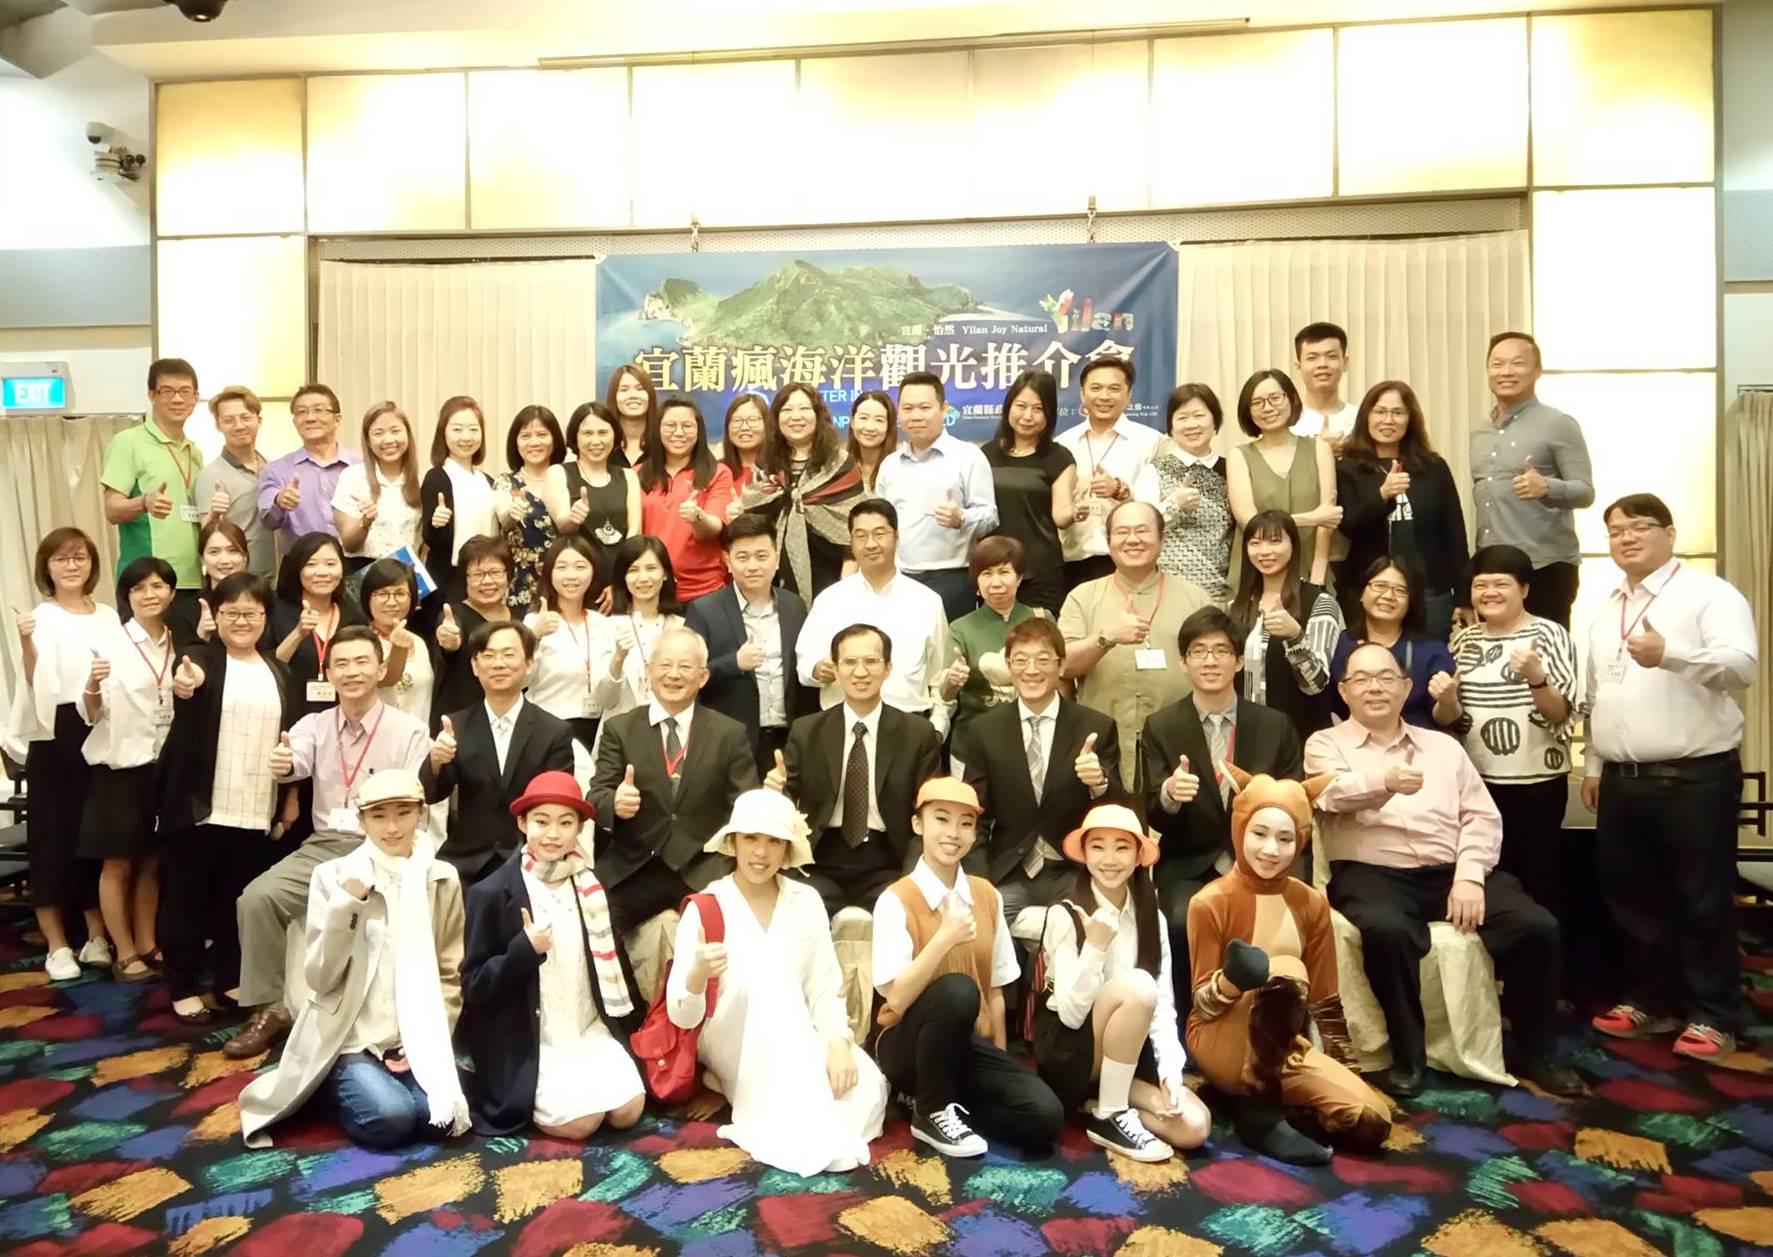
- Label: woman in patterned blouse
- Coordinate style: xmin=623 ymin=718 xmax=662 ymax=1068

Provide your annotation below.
xmin=1135 ymin=384 xmax=1234 ymax=600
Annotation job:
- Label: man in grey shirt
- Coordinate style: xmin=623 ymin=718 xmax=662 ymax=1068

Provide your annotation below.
xmin=1468 ymin=331 xmax=1593 ymax=628
xmin=195 ymin=384 xmax=274 ymax=577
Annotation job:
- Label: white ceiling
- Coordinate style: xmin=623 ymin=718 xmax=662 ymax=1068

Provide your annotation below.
xmin=83 ymin=0 xmax=1685 ymax=79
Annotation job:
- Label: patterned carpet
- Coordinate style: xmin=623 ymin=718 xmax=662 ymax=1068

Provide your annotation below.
xmin=6 ymin=921 xmax=1773 ymax=1257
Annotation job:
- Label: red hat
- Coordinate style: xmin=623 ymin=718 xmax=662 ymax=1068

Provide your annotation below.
xmin=508 ymin=770 xmax=595 ymax=821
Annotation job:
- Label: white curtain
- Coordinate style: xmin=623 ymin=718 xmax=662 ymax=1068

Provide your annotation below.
xmin=315 ymin=258 xmax=601 ymax=461
xmin=0 ymin=416 xmax=133 ymax=743
xmin=1175 ymin=230 xmax=1531 ymax=505
xmin=1725 ymin=390 xmax=1773 ymax=780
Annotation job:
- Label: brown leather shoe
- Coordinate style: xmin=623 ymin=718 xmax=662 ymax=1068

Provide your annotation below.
xmin=223 ymin=1005 xmax=293 ymax=1060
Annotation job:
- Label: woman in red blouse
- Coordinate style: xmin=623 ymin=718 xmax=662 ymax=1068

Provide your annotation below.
xmin=640 ymin=396 xmax=735 ymax=600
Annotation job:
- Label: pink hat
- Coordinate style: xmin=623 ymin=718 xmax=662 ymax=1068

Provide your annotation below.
xmin=1062 ymin=803 xmax=1160 ymax=868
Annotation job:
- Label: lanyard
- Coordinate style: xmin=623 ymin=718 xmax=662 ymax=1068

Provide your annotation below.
xmin=129 ymin=629 xmax=173 ymax=687
xmin=663 ymin=722 xmax=690 ymax=777
xmin=564 ymin=613 xmax=593 ymax=686
xmin=1112 ymin=572 xmax=1165 ymax=614
xmin=163 ymin=442 xmax=197 ymax=494
xmin=1619 ymin=563 xmax=1679 ymax=646
xmin=338 ymin=704 xmax=387 ymax=792
xmin=311 ymin=604 xmax=340 ymax=670
xmin=1082 ymin=429 xmax=1121 ymax=487
xmin=628 ymin=614 xmax=655 ymax=670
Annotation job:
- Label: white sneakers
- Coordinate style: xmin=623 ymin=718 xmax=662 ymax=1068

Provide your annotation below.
xmin=45 ymin=947 xmax=80 ymax=981
xmin=78 ymin=937 xmax=113 ymax=968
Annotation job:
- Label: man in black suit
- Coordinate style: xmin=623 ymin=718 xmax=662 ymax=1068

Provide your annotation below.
xmin=957 ymin=617 xmax=1120 ymax=918
xmin=424 ymin=620 xmax=576 ymax=887
xmin=1141 ymin=606 xmax=1303 ymax=983
xmin=767 ymin=622 xmax=943 ymax=917
xmin=589 ymin=625 xmax=757 ymax=933
xmin=683 ymin=513 xmax=812 ymax=780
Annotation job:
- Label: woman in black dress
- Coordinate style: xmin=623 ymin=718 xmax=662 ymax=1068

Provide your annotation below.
xmin=980 ymin=369 xmax=1081 ymax=615
xmin=561 ymin=401 xmax=642 ymax=613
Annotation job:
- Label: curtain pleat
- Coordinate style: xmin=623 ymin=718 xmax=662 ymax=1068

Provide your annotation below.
xmin=1725 ymin=391 xmax=1773 ymax=779
xmin=315 ymin=259 xmax=601 ymax=459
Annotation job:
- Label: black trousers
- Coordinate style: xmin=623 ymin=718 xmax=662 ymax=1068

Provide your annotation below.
xmin=159 ymin=823 xmax=273 ymax=1001
xmin=1154 ymin=858 xmax=1216 ymax=1008
xmin=875 ymin=972 xmax=1064 ymax=1152
xmin=996 ymin=862 xmax=1076 ymax=920
xmin=752 ymin=725 xmax=790 ymax=784
xmin=1328 ymin=861 xmax=1561 ymax=1070
xmin=799 ymin=828 xmax=901 ymax=917
xmin=1524 ymin=562 xmax=1579 ymax=630
xmin=607 ymin=858 xmax=693 ymax=935
xmin=1490 ymin=778 xmax=1568 ymax=928
xmin=905 ymin=567 xmax=977 ymax=625
xmin=1596 ymin=755 xmax=1743 ymax=1030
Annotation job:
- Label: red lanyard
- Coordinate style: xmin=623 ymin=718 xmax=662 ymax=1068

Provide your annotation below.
xmin=1619 ymin=563 xmax=1679 ymax=644
xmin=663 ymin=723 xmax=690 ymax=777
xmin=129 ymin=629 xmax=172 ymax=687
xmin=311 ymin=605 xmax=340 ymax=670
xmin=339 ymin=705 xmax=386 ymax=792
xmin=165 ymin=442 xmax=197 ymax=494
xmin=1113 ymin=572 xmax=1165 ymax=613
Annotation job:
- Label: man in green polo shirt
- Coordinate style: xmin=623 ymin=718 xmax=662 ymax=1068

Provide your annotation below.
xmin=102 ymin=357 xmax=205 ymax=603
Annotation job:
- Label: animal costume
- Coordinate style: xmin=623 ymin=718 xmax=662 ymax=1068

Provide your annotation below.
xmin=1186 ymin=767 xmax=1390 ymax=1152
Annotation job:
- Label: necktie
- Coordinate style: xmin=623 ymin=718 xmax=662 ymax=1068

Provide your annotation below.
xmin=1207 ymin=713 xmax=1231 ymax=805
xmin=842 ymin=721 xmax=869 ymax=848
xmin=1025 ymin=715 xmax=1046 ymax=802
xmin=664 ymin=717 xmax=682 ymax=794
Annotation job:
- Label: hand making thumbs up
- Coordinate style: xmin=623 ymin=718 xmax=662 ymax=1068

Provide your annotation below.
xmin=934 ymin=890 xmax=977 ymax=952
xmin=934 ymin=488 xmax=964 ymax=529
xmin=520 ymin=906 xmax=554 ymax=956
xmin=1164 ymin=753 xmax=1200 ymax=805
xmin=764 ymin=748 xmax=788 ymax=792
xmin=940 ymin=645 xmax=971 ymax=699
xmin=1512 ymin=454 xmax=1549 ymax=501
xmin=13 ymin=606 xmax=35 ymax=641
xmin=1384 ymin=741 xmax=1424 ymax=795
xmin=86 ymin=648 xmax=110 ymax=688
xmin=614 ymin=764 xmax=642 ymax=819
xmin=430 ymin=493 xmax=453 ymax=529
xmin=436 ymin=604 xmax=462 ymax=652
xmin=269 ymin=730 xmax=294 ymax=778
xmin=1073 ymin=731 xmax=1107 ymax=790
xmin=429 ymin=715 xmax=457 ymax=770
xmin=143 ymin=482 xmax=174 ymax=519
xmin=170 ymin=655 xmax=203 ymax=700
xmin=569 ymin=486 xmax=592 ymax=528
xmin=1625 ymin=616 xmax=1667 ymax=668
xmin=533 ymin=593 xmax=560 ymax=638
xmin=736 ymin=626 xmax=764 ymax=672
xmin=1380 ymin=458 xmax=1412 ymax=501
xmin=275 ymin=475 xmax=303 ymax=512
xmin=196 ymin=597 xmax=215 ymax=641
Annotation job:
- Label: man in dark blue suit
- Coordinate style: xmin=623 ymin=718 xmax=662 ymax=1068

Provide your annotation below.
xmin=683 ymin=513 xmax=813 ymax=780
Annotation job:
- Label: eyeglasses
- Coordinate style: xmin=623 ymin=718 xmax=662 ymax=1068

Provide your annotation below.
xmin=154 ymin=386 xmax=196 ymax=402
xmin=1345 ymin=672 xmax=1404 ymax=691
xmin=1109 ymin=526 xmax=1157 ymax=541
xmin=217 ymin=609 xmax=265 ymax=625
xmin=851 ymin=527 xmax=896 ymax=545
xmin=837 ymin=656 xmax=884 ymax=671
xmin=1606 ymin=520 xmax=1667 ymax=540
xmin=1366 ymin=581 xmax=1410 ymax=597
xmin=48 ymin=553 xmax=91 ymax=567
xmin=292 ymin=405 xmax=337 ymax=418
xmin=1007 ymin=653 xmax=1059 ymax=670
xmin=1185 ymin=645 xmax=1236 ymax=661
xmin=370 ymin=587 xmax=410 ymax=602
xmin=1250 ymin=395 xmax=1289 ymax=411
xmin=1369 ymin=407 xmax=1411 ymax=420
xmin=468 ymin=568 xmax=507 ymax=583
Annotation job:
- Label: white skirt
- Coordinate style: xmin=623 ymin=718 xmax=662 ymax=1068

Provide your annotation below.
xmin=532 ymin=1021 xmax=646 ymax=1128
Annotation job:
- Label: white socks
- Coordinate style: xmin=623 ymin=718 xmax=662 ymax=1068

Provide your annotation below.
xmin=1098 ymin=1056 xmax=1137 ymax=1117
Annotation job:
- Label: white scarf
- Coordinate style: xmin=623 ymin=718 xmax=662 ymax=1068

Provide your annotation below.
xmin=354 ymin=834 xmax=470 ymax=1136
xmin=522 ymin=837 xmax=634 ymax=1018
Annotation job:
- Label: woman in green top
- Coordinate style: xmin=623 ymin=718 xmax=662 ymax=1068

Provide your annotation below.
xmin=1226 ymin=369 xmax=1341 ymax=592
xmin=942 ymin=534 xmax=1045 ymax=750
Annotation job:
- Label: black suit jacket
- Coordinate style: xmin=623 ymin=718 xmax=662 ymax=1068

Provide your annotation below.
xmin=461 ymin=854 xmax=645 ymax=1134
xmin=783 ymin=704 xmax=943 ymax=865
xmin=1141 ymin=696 xmax=1302 ymax=880
xmin=960 ymin=697 xmax=1120 ymax=882
xmin=159 ymin=641 xmax=300 ymax=834
xmin=682 ymin=585 xmax=815 ymax=734
xmin=589 ymin=704 xmax=756 ymax=889
xmin=422 ymin=699 xmax=576 ymax=878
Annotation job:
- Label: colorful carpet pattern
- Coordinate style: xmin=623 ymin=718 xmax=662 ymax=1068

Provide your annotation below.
xmin=7 ymin=928 xmax=1773 ymax=1257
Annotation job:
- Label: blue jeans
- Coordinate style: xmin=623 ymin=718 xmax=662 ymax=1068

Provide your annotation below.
xmin=327 ymin=1051 xmax=436 ymax=1149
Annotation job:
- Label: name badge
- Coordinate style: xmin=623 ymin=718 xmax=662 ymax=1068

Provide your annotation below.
xmin=1134 ymin=648 xmax=1167 ymax=671
xmin=179 ymin=505 xmax=203 ymax=524
xmin=325 ymin=807 xmax=359 ymax=833
xmin=1601 ymin=657 xmax=1628 ymax=685
xmin=307 ymin=680 xmax=337 ymax=703
xmin=152 ymin=700 xmax=174 ymax=729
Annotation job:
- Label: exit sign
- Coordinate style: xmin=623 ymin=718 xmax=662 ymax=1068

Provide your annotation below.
xmin=0 ymin=363 xmax=72 ymax=415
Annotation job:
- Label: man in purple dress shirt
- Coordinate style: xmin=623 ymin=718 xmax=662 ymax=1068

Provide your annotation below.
xmin=257 ymin=382 xmax=360 ymax=553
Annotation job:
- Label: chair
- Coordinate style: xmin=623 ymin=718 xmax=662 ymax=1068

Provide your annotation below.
xmin=0 ymin=751 xmax=33 ymax=913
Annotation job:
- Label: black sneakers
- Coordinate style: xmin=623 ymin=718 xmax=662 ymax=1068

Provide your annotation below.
xmin=1085 ymin=1108 xmax=1173 ymax=1162
xmin=912 ymin=1102 xmax=988 ymax=1157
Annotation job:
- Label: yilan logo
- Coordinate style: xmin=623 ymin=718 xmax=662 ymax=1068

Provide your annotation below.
xmin=1039 ymin=289 xmax=1136 ymax=334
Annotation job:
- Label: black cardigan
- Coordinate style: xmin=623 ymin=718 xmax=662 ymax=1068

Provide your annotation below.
xmin=460 ymin=854 xmax=647 ymax=1135
xmin=268 ymin=596 xmax=368 ymax=719
xmin=158 ymin=640 xmax=299 ymax=834
xmin=420 ymin=465 xmax=496 ymax=615
xmin=1335 ymin=453 xmax=1469 ymax=598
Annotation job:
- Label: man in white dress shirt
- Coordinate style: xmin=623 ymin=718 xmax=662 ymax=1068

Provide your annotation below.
xmin=1288 ymin=322 xmax=1355 ymax=452
xmin=874 ymin=371 xmax=999 ymax=623
xmin=1055 ymin=356 xmax=1160 ymax=589
xmin=1583 ymin=493 xmax=1758 ymax=1062
xmin=796 ymin=498 xmax=953 ymax=737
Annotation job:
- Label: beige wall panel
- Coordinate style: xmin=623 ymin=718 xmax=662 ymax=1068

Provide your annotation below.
xmin=156 ymin=236 xmax=307 ymax=399
xmin=156 ymin=79 xmax=306 ymax=237
xmin=307 ymin=73 xmax=467 ymax=232
xmin=469 ymin=69 xmax=631 ymax=230
xmin=629 ymin=61 xmax=801 ymax=227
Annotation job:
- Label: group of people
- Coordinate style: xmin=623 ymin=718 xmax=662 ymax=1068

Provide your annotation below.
xmin=4 ymin=326 xmax=1756 ymax=1175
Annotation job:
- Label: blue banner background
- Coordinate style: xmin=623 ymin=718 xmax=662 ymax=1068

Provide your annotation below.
xmin=596 ymin=242 xmax=1178 ymax=444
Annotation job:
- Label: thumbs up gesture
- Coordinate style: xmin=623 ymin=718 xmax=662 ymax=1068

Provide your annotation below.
xmin=569 ymin=485 xmax=592 ymax=528
xmin=357 ymin=495 xmax=379 ymax=526
xmin=764 ymin=748 xmax=788 ymax=792
xmin=436 ymin=603 xmax=462 ymax=652
xmin=1164 ymin=753 xmax=1200 ymax=805
xmin=736 ymin=626 xmax=763 ymax=672
xmin=533 ymin=594 xmax=560 ymax=638
xmin=275 ymin=475 xmax=303 ymax=511
xmin=1625 ymin=616 xmax=1667 ymax=669
xmin=1507 ymin=642 xmax=1546 ymax=686
xmin=207 ymin=484 xmax=232 ymax=519
xmin=1172 ymin=480 xmax=1202 ymax=514
xmin=86 ymin=649 xmax=111 ymax=688
xmin=940 ymin=645 xmax=970 ymax=698
xmin=429 ymin=715 xmax=457 ymax=770
xmin=1082 ymin=903 xmax=1120 ymax=950
xmin=678 ymin=494 xmax=703 ymax=524
xmin=1384 ymin=742 xmax=1424 ymax=795
xmin=195 ymin=597 xmax=216 ymax=641
xmin=689 ymin=929 xmax=728 ymax=984
xmin=934 ymin=488 xmax=964 ymax=529
xmin=1512 ymin=454 xmax=1549 ymax=501
xmin=143 ymin=481 xmax=175 ymax=519
xmin=430 ymin=493 xmax=453 ymax=529
xmin=1426 ymin=667 xmax=1460 ymax=704
xmin=270 ymin=730 xmax=294 ymax=778
xmin=614 ymin=764 xmax=642 ymax=819
xmin=1380 ymin=458 xmax=1412 ymax=501
xmin=520 ymin=907 xmax=554 ymax=957
xmin=1073 ymin=731 xmax=1107 ymax=790
xmin=934 ymin=891 xmax=977 ymax=952
xmin=171 ymin=655 xmax=204 ymax=700
xmin=13 ymin=606 xmax=35 ymax=641
xmin=297 ymin=604 xmax=320 ymax=636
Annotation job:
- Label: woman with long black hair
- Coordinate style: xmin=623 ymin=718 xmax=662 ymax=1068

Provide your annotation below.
xmin=270 ymin=531 xmax=367 ymax=719
xmin=1227 ymin=511 xmax=1343 ymax=744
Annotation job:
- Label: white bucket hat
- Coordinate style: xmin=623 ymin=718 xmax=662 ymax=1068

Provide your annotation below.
xmin=704 ymin=788 xmax=815 ymax=868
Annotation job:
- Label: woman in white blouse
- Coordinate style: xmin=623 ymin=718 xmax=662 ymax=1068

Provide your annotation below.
xmin=1035 ymin=803 xmax=1211 ymax=1163
xmin=358 ymin=558 xmax=435 ymax=728
xmin=591 ymin=536 xmax=685 ymax=721
xmin=669 ymin=789 xmax=888 ymax=1176
xmin=419 ymin=395 xmax=498 ymax=615
xmin=333 ymin=402 xmax=424 ymax=585
xmin=525 ymin=534 xmax=610 ymax=756
xmin=79 ymin=556 xmax=200 ymax=983
xmin=9 ymin=527 xmax=117 ymax=981
xmin=1227 ymin=510 xmax=1343 ymax=745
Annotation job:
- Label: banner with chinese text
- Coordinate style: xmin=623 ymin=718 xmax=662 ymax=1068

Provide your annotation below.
xmin=595 ymin=242 xmax=1178 ymax=443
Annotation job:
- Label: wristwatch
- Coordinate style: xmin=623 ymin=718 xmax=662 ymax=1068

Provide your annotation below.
xmin=1096 ymin=633 xmax=1111 ymax=650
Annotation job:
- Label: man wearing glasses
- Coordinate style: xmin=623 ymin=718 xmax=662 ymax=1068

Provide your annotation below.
xmin=257 ymin=382 xmax=360 ymax=554
xmin=1141 ymin=606 xmax=1303 ymax=980
xmin=1059 ymin=500 xmax=1211 ymax=790
xmin=1305 ymin=641 xmax=1580 ymax=1100
xmin=195 ymin=385 xmax=274 ymax=577
xmin=101 ymin=358 xmax=208 ymax=611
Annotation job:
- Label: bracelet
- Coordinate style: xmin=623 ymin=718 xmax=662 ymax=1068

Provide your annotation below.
xmin=1528 ymin=679 xmax=1548 ymax=689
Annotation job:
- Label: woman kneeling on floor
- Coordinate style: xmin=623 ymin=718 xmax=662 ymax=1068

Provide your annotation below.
xmin=240 ymin=770 xmax=469 ymax=1149
xmin=668 ymin=788 xmax=888 ymax=1175
xmin=462 ymin=770 xmax=647 ymax=1138
xmin=1036 ymin=803 xmax=1213 ymax=1162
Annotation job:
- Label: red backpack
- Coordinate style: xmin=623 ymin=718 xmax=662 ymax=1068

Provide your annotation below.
xmin=629 ymin=892 xmax=724 ymax=1104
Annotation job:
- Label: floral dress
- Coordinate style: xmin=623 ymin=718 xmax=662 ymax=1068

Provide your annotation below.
xmin=500 ymin=472 xmax=558 ymax=616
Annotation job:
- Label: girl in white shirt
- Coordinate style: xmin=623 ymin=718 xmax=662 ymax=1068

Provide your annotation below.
xmin=1036 ymin=803 xmax=1212 ymax=1162
xmin=79 ymin=556 xmax=201 ymax=983
xmin=669 ymin=789 xmax=888 ymax=1176
xmin=8 ymin=527 xmax=117 ymax=981
xmin=525 ymin=534 xmax=611 ymax=756
xmin=591 ymin=536 xmax=685 ymax=722
xmin=333 ymin=402 xmax=424 ymax=575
